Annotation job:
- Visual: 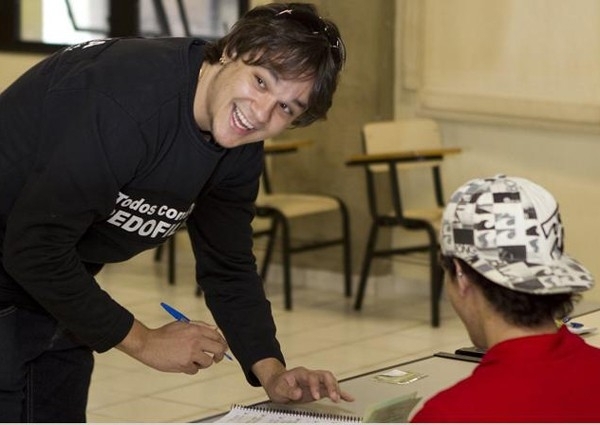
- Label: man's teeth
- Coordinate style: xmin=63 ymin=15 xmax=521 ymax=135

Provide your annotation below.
xmin=234 ymin=107 xmax=254 ymax=130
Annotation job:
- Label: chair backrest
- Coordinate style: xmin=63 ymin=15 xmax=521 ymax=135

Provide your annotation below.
xmin=363 ymin=118 xmax=443 ymax=173
xmin=258 ymin=139 xmax=276 ymax=197
xmin=361 ymin=118 xmax=446 ymax=219
xmin=258 ymin=138 xmax=313 ymax=198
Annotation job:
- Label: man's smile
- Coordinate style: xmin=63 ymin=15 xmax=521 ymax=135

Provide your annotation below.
xmin=232 ymin=105 xmax=255 ymax=132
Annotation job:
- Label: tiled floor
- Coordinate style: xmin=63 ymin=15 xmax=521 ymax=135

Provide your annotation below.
xmin=86 ymin=238 xmax=471 ymax=423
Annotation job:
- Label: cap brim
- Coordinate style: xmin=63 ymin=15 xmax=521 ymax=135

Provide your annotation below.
xmin=464 ymin=253 xmax=594 ymax=294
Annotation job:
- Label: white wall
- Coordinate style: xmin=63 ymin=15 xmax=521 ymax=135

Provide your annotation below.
xmin=441 ymin=122 xmax=600 ymax=303
xmin=396 ymin=0 xmax=600 ymax=302
xmin=0 ymin=53 xmax=46 ymax=90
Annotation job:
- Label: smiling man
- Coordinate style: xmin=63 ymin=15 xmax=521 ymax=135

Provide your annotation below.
xmin=0 ymin=3 xmax=350 ymax=422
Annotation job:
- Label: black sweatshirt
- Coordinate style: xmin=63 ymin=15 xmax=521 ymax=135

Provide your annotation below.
xmin=0 ymin=37 xmax=283 ymax=385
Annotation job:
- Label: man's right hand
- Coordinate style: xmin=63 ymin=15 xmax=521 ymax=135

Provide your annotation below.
xmin=116 ymin=319 xmax=229 ymax=374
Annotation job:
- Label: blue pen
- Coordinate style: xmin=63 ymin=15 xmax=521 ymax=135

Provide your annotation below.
xmin=161 ymin=302 xmax=191 ymax=322
xmin=160 ymin=302 xmax=233 ymax=361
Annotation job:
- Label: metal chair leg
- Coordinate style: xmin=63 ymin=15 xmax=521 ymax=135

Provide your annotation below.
xmin=426 ymin=226 xmax=441 ymax=327
xmin=167 ymin=235 xmax=176 ymax=285
xmin=153 ymin=237 xmax=175 ymax=285
xmin=280 ymin=215 xmax=292 ymax=310
xmin=340 ymin=201 xmax=352 ymax=297
xmin=354 ymin=221 xmax=379 ymax=310
xmin=259 ymin=217 xmax=278 ymax=282
xmin=154 ymin=244 xmax=163 ymax=261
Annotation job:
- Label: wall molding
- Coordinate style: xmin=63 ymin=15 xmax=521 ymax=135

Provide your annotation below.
xmin=400 ymin=0 xmax=600 ymax=133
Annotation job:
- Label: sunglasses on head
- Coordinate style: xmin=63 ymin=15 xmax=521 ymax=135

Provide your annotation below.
xmin=274 ymin=8 xmax=346 ymax=68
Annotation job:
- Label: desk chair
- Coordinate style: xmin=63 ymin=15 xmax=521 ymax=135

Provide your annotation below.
xmin=154 ymin=140 xmax=352 ymax=308
xmin=154 ymin=228 xmax=180 ymax=286
xmin=257 ymin=139 xmax=352 ymax=310
xmin=153 ymin=217 xmax=275 ymax=298
xmin=347 ymin=119 xmax=461 ymax=327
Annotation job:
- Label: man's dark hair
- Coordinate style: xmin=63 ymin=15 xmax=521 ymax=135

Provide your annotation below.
xmin=205 ymin=2 xmax=345 ymax=127
xmin=440 ymin=255 xmax=578 ymax=327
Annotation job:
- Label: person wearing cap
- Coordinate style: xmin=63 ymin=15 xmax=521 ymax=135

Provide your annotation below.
xmin=411 ymin=174 xmax=600 ymax=422
xmin=0 ymin=3 xmax=353 ymax=422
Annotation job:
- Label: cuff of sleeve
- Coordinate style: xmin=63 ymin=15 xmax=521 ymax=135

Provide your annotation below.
xmin=91 ymin=307 xmax=134 ymax=353
xmin=243 ymin=353 xmax=287 ymax=387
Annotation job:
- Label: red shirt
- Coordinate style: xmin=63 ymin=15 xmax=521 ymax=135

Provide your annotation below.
xmin=411 ymin=326 xmax=600 ymax=422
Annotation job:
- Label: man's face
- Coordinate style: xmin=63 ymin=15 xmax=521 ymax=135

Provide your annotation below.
xmin=204 ymin=57 xmax=314 ymax=148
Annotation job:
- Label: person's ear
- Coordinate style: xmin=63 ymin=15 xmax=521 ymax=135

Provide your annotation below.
xmin=453 ymin=259 xmax=471 ymax=296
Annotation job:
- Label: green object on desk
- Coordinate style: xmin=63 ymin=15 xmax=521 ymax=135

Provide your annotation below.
xmin=362 ymin=391 xmax=422 ymax=423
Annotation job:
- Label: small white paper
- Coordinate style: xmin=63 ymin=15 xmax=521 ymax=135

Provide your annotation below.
xmin=380 ymin=369 xmax=408 ymax=377
xmin=374 ymin=369 xmax=427 ymax=385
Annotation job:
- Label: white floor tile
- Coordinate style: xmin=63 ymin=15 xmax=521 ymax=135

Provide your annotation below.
xmin=86 ymin=246 xmax=467 ymax=422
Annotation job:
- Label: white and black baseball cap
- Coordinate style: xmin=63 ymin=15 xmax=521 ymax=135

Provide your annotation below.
xmin=440 ymin=175 xmax=593 ymax=294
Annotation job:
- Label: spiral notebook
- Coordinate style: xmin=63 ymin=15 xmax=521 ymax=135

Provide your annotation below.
xmin=215 ymin=404 xmax=360 ymax=423
xmin=216 ymin=392 xmax=420 ymax=423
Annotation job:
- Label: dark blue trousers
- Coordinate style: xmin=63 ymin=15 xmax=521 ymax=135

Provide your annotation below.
xmin=0 ymin=306 xmax=94 ymax=422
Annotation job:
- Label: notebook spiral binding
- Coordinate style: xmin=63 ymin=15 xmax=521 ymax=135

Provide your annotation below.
xmin=228 ymin=403 xmax=362 ymax=423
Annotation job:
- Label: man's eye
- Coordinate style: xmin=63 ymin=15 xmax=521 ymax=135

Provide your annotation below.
xmin=256 ymin=76 xmax=265 ymax=88
xmin=280 ymin=103 xmax=292 ymax=115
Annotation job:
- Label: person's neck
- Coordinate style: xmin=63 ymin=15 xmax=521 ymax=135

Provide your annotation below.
xmin=482 ymin=312 xmax=558 ymax=348
xmin=193 ymin=60 xmax=215 ymax=131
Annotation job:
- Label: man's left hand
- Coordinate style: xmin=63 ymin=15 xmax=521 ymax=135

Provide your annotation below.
xmin=253 ymin=359 xmax=354 ymax=404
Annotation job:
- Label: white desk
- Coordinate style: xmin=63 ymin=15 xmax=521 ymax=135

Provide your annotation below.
xmin=202 ymin=306 xmax=600 ymax=422
xmin=200 ymin=354 xmax=478 ymax=422
xmin=574 ymin=308 xmax=600 ymax=348
xmin=295 ymin=355 xmax=477 ymax=420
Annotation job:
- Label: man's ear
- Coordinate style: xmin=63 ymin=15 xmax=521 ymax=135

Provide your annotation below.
xmin=453 ymin=259 xmax=471 ymax=296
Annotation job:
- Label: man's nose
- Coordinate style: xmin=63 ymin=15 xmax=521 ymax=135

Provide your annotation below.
xmin=254 ymin=93 xmax=277 ymax=123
